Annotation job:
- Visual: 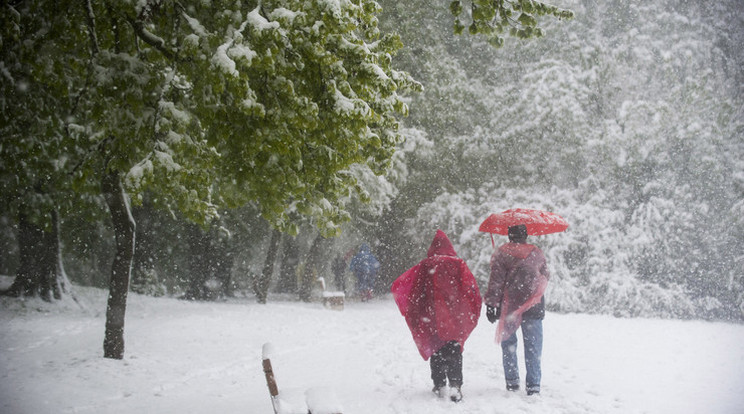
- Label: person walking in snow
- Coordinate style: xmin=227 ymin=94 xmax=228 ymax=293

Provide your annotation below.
xmin=349 ymin=243 xmax=380 ymax=301
xmin=484 ymin=224 xmax=550 ymax=396
xmin=391 ymin=230 xmax=482 ymax=402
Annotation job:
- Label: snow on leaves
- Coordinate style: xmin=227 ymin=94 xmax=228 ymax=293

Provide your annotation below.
xmin=0 ymin=0 xmax=419 ymax=236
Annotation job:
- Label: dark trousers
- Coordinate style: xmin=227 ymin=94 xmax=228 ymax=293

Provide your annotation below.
xmin=430 ymin=341 xmax=463 ymax=388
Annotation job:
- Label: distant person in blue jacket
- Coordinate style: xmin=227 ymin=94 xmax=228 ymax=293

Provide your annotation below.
xmin=349 ymin=244 xmax=380 ymax=301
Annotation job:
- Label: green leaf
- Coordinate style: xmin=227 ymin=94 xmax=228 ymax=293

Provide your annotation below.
xmin=454 ymin=19 xmax=466 ymax=35
xmin=450 ymin=1 xmax=463 ymax=17
xmin=518 ymin=13 xmax=538 ymax=27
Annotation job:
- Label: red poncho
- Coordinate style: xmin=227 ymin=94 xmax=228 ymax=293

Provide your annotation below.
xmin=484 ymin=243 xmax=550 ymax=343
xmin=391 ymin=230 xmax=482 ymax=360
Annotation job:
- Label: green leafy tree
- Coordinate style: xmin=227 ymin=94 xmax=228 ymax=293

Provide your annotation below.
xmin=2 ymin=0 xmax=420 ymax=359
xmin=183 ymin=1 xmax=422 ymax=237
xmin=449 ymin=0 xmax=574 ymax=47
xmin=1 ymin=0 xmax=89 ymax=300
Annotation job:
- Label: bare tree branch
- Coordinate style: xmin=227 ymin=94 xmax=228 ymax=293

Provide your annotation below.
xmin=82 ymin=0 xmax=99 ymax=55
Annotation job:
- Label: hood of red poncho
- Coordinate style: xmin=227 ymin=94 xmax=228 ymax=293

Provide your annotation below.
xmin=391 ymin=230 xmax=482 ymax=360
xmin=427 ymin=229 xmax=457 ymax=257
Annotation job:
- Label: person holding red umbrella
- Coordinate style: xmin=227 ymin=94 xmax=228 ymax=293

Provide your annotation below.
xmin=391 ymin=230 xmax=482 ymax=403
xmin=484 ymin=223 xmax=551 ymax=396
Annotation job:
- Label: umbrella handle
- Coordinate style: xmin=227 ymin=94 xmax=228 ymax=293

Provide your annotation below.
xmin=490 ymin=234 xmax=495 ymax=248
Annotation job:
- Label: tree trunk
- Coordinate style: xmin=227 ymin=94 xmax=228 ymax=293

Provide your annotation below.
xmin=255 ymin=228 xmax=280 ymax=304
xmin=5 ymin=207 xmax=70 ymax=301
xmin=0 ymin=215 xmax=15 ymax=276
xmin=183 ymin=223 xmax=233 ymax=300
xmin=102 ymin=170 xmax=136 ymax=360
xmin=208 ymin=224 xmax=234 ymax=299
xmin=183 ymin=223 xmax=212 ymax=300
xmin=299 ymin=234 xmax=324 ymax=302
xmin=373 ymin=199 xmax=415 ymax=291
xmin=215 ymin=233 xmax=235 ymax=298
xmin=131 ymin=197 xmax=164 ymax=296
xmin=275 ymin=235 xmax=299 ymax=294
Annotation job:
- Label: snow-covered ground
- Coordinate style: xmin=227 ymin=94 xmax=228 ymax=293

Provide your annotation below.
xmin=1 ymin=278 xmax=743 ymax=414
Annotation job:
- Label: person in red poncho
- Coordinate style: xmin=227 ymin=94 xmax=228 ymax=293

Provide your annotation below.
xmin=391 ymin=230 xmax=481 ymax=403
xmin=484 ymin=224 xmax=550 ymax=396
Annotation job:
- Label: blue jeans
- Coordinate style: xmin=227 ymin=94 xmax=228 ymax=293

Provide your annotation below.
xmin=501 ymin=319 xmax=543 ymax=393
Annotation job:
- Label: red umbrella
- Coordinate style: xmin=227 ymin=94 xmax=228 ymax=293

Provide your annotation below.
xmin=479 ymin=208 xmax=569 ymax=236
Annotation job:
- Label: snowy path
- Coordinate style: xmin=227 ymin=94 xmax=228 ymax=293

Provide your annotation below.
xmin=1 ymin=285 xmax=743 ymax=413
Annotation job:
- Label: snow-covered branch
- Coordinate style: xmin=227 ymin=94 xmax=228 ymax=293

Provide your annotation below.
xmin=126 ymin=16 xmax=176 ymax=60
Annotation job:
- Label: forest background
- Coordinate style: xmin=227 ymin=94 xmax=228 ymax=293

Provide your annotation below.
xmin=2 ymin=0 xmax=743 ymax=323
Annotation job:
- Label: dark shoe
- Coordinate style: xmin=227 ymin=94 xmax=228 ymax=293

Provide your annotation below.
xmin=526 ymin=389 xmax=540 ymax=396
xmin=450 ymin=386 xmax=462 ymax=402
xmin=506 ymin=383 xmax=520 ymax=392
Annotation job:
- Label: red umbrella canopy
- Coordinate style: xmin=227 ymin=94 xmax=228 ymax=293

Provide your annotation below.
xmin=478 ymin=208 xmax=569 ymax=236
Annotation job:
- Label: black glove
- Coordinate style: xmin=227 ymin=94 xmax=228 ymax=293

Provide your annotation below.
xmin=486 ymin=305 xmax=500 ymax=323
